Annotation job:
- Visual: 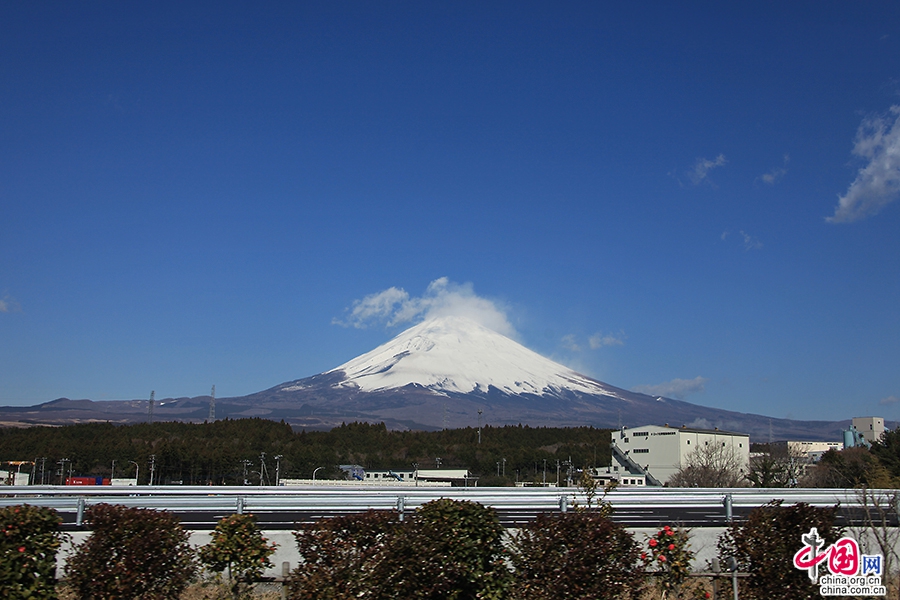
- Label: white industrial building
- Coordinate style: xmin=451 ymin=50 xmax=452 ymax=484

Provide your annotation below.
xmin=612 ymin=424 xmax=751 ymax=486
xmin=852 ymin=416 xmax=885 ymax=445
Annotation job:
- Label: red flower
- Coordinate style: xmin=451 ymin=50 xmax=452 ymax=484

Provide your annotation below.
xmin=649 ymin=539 xmax=658 ymax=547
xmin=663 ymin=525 xmax=671 ymax=531
xmin=666 ymin=530 xmax=674 ymax=536
xmin=668 ymin=544 xmax=675 ymax=550
xmin=641 ymin=553 xmax=647 ymax=560
xmin=659 ymin=555 xmax=667 ymax=562
xmin=18 ymin=546 xmax=25 ymax=552
xmin=705 ymin=594 xmax=711 ymax=599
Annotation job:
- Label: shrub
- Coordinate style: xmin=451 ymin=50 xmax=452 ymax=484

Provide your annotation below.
xmin=288 ymin=510 xmax=399 ymax=599
xmin=0 ymin=504 xmax=64 ymax=599
xmin=199 ymin=514 xmax=275 ymax=599
xmin=363 ymin=498 xmax=512 ymax=600
xmin=289 ymin=499 xmax=512 ymax=600
xmin=511 ymin=510 xmax=645 ymax=599
xmin=641 ymin=526 xmax=707 ymax=600
xmin=64 ymin=503 xmax=197 ymax=599
xmin=717 ymin=500 xmax=841 ymax=600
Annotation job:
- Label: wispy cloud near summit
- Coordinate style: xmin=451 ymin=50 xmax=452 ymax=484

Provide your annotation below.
xmin=333 ymin=278 xmax=515 ymax=337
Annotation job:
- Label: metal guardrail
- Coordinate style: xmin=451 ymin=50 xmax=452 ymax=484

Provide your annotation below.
xmin=0 ymin=485 xmax=895 ymax=529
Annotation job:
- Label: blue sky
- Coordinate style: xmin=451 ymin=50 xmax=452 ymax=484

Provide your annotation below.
xmin=2 ymin=2 xmax=899 ymax=423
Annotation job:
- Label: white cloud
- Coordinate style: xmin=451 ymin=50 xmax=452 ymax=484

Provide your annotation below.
xmin=688 ymin=154 xmax=727 ymax=185
xmin=589 ymin=331 xmax=626 ymax=348
xmin=760 ymin=154 xmax=789 ymax=185
xmin=740 ymin=230 xmax=763 ymax=251
xmin=335 ymin=287 xmax=409 ymax=328
xmin=720 ymin=230 xmax=762 ymax=250
xmin=334 ymin=277 xmax=515 ymax=336
xmin=560 ymin=330 xmax=626 ymax=352
xmin=879 ymin=395 xmax=899 ymax=406
xmin=632 ymin=376 xmax=709 ymax=400
xmin=828 ymin=105 xmax=900 ymax=223
xmin=0 ymin=295 xmax=20 ymax=313
xmin=560 ymin=334 xmax=581 ymax=352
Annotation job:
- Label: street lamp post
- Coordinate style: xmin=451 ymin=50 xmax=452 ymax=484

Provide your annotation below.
xmin=129 ymin=461 xmax=139 ymax=486
xmin=274 ymin=455 xmax=283 ymax=486
xmin=312 ymin=467 xmax=324 ymax=481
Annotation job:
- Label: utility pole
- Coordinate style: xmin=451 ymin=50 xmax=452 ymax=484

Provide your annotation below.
xmin=208 ymin=385 xmax=216 ymax=421
xmin=242 ymin=460 xmax=252 ymax=485
xmin=274 ymin=455 xmax=283 ymax=486
xmin=477 ymin=409 xmax=482 ymax=444
xmin=111 ymin=459 xmax=116 ymax=481
xmin=148 ymin=390 xmax=155 ymax=424
xmin=259 ymin=452 xmax=268 ymax=486
xmin=501 ymin=458 xmax=506 ymax=477
xmin=149 ymin=455 xmax=157 ymax=486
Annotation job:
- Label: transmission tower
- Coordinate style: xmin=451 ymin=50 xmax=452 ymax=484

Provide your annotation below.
xmin=148 ymin=390 xmax=155 ymax=424
xmin=208 ymin=385 xmax=216 ymax=421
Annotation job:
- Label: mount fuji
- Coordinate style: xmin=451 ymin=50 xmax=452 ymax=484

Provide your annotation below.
xmin=0 ymin=315 xmax=852 ymax=440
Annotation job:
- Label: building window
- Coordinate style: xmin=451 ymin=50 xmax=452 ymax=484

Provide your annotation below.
xmin=633 ymin=448 xmax=649 ymax=454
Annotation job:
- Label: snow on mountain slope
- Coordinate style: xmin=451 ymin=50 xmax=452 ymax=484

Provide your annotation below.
xmin=326 ymin=315 xmax=624 ymax=398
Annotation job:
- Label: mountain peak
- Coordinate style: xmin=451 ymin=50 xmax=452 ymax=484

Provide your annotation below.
xmin=328 ymin=315 xmax=618 ymax=398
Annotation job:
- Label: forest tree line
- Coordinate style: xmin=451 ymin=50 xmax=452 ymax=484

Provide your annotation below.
xmin=0 ymin=419 xmax=612 ymax=486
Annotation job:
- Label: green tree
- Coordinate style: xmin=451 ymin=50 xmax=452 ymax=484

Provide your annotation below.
xmin=199 ymin=514 xmax=275 ymax=599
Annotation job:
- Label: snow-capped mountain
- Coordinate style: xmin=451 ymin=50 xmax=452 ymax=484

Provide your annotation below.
xmin=323 ymin=316 xmax=624 ymax=399
xmin=0 ymin=315 xmax=853 ymax=440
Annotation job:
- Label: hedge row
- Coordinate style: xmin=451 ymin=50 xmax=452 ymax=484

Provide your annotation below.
xmin=1 ymin=500 xmax=840 ymax=600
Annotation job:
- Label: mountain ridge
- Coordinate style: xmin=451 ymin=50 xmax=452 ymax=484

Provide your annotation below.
xmin=0 ymin=316 xmax=873 ymax=441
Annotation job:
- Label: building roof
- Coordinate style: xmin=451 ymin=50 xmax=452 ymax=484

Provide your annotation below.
xmin=621 ymin=424 xmax=749 ymax=437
